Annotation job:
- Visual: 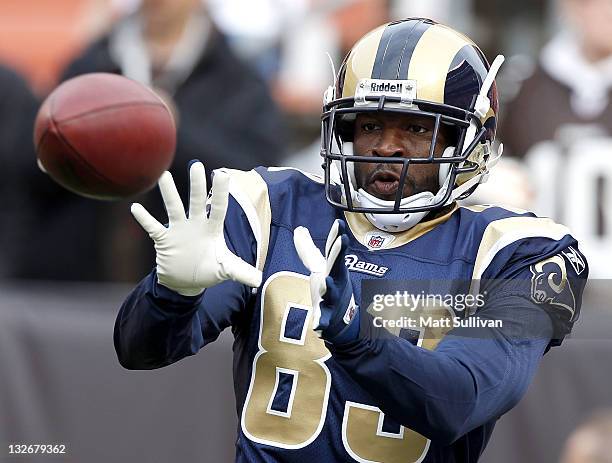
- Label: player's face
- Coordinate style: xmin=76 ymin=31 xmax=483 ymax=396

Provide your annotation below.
xmin=352 ymin=112 xmax=455 ymax=200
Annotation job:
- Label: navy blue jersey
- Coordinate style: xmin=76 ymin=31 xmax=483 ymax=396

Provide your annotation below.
xmin=115 ymin=167 xmax=588 ymax=462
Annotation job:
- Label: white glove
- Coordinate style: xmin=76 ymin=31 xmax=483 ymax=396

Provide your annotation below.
xmin=293 ymin=225 xmax=329 ymax=332
xmin=130 ymin=162 xmax=262 ymax=296
xmin=294 ymin=220 xmax=357 ymax=341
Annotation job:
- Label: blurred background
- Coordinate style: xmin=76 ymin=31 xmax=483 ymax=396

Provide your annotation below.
xmin=1 ymin=0 xmax=612 ymax=462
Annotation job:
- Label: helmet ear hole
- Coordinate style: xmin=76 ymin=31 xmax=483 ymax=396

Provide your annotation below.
xmin=336 ymin=117 xmax=354 ymax=142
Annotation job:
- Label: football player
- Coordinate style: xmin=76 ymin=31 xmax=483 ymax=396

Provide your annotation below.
xmin=115 ymin=18 xmax=588 ymax=462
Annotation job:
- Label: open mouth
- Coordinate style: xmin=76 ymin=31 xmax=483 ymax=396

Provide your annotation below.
xmin=369 ymin=170 xmax=401 ymax=198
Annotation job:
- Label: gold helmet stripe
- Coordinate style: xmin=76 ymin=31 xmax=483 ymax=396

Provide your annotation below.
xmin=407 ymin=24 xmax=473 ymax=103
xmin=371 ymin=19 xmax=433 ymax=80
xmin=341 ymin=25 xmax=386 ymax=99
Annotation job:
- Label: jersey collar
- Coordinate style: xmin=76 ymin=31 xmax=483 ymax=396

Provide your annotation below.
xmin=344 ymin=203 xmax=458 ymax=250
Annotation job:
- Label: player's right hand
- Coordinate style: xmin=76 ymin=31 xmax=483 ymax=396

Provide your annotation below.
xmin=130 ymin=161 xmax=262 ymax=296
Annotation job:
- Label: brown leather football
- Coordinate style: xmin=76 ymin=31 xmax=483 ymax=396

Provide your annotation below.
xmin=34 ymin=73 xmax=176 ymax=200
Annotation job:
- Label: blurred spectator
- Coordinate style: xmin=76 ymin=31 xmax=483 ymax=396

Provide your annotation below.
xmin=472 ymin=0 xmax=549 ymax=59
xmin=207 ymin=0 xmax=308 ymax=81
xmin=0 ymin=64 xmax=38 ymax=278
xmin=13 ymin=0 xmax=285 ymax=283
xmin=63 ymin=0 xmax=285 ymax=188
xmin=560 ymin=409 xmax=612 ymax=463
xmin=499 ymin=0 xmax=612 ymax=277
xmin=501 ymin=0 xmax=612 ymax=157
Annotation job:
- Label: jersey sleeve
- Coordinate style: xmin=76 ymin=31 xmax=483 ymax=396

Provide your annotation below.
xmin=473 ymin=217 xmax=589 ymax=346
xmin=329 ymin=295 xmax=553 ymax=444
xmin=114 ymin=169 xmax=271 ymax=369
xmin=329 ymin=215 xmax=588 ymax=444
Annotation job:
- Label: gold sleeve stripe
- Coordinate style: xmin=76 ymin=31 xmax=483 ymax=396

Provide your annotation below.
xmin=267 ymin=167 xmax=325 ymax=184
xmin=221 ymin=168 xmax=272 ymax=272
xmin=407 ymin=24 xmax=469 ymax=103
xmin=472 ymin=216 xmax=571 ymax=281
xmin=462 ymin=204 xmax=530 ymax=215
xmin=342 ymin=24 xmax=387 ymax=98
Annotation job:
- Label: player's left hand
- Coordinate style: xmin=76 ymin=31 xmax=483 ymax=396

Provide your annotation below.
xmin=293 ymin=219 xmax=359 ymax=344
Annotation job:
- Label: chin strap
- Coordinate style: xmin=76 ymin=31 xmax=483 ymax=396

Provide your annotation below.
xmin=356 ymin=189 xmax=432 ymax=232
xmin=355 ymin=171 xmax=453 ymax=233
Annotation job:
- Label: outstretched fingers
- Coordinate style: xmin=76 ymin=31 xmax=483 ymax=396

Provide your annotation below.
xmin=325 ymin=220 xmax=340 ymax=257
xmin=131 ymin=203 xmax=165 ymax=239
xmin=294 ymin=226 xmax=326 ymax=273
xmin=222 ymin=252 xmax=263 ymax=288
xmin=188 ymin=162 xmax=207 ymax=220
xmin=158 ymin=171 xmax=186 ymax=224
xmin=208 ymin=171 xmax=230 ymax=234
xmin=326 ymin=234 xmax=349 ymax=279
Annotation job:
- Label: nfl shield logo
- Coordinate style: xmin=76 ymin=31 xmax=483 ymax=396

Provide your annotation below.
xmin=367 ymin=235 xmax=385 ymax=249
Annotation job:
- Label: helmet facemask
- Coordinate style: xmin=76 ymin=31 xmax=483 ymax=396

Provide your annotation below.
xmin=322 ymin=93 xmax=491 ymax=232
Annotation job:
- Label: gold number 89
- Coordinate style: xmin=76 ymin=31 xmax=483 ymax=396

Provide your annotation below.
xmin=241 ymin=272 xmax=451 ymax=462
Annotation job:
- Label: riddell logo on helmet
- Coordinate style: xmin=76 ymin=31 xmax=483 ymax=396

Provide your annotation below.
xmin=355 ymin=79 xmax=417 ymax=106
xmin=369 ymin=82 xmax=402 ymax=93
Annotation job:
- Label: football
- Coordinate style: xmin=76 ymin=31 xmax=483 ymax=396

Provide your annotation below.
xmin=34 ymin=73 xmax=176 ymax=200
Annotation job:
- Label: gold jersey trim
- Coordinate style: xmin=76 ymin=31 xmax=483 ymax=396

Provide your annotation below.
xmin=221 ymin=168 xmax=272 ymax=272
xmin=344 ymin=204 xmax=458 ymax=250
xmin=471 ymin=216 xmax=571 ymax=282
